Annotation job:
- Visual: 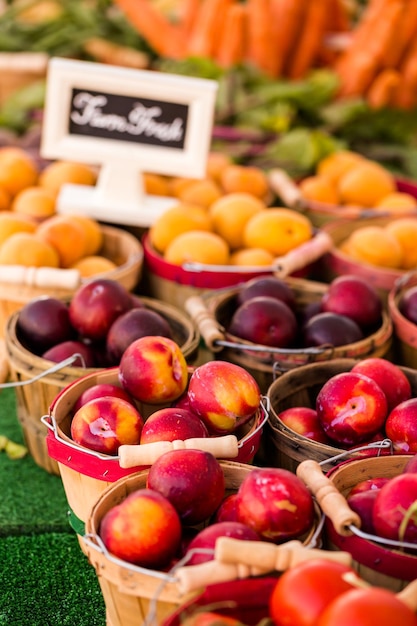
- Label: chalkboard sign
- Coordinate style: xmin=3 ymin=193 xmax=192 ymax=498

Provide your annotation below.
xmin=40 ymin=57 xmax=218 ymax=226
xmin=68 ymin=88 xmax=188 ymax=149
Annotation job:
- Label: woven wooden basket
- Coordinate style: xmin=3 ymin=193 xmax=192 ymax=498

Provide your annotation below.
xmin=269 ymin=168 xmax=417 ymax=229
xmin=296 ymin=455 xmax=415 ymax=591
xmin=142 ymin=230 xmax=334 ymax=312
xmin=4 ymin=296 xmax=200 ymax=476
xmin=0 ymin=224 xmax=144 ymax=338
xmin=82 ymin=461 xmax=324 ymax=626
xmin=44 ymin=365 xmax=266 ymax=522
xmin=186 ymin=276 xmax=393 ymax=394
xmin=265 ymin=357 xmax=417 ymax=473
xmin=388 ymin=270 xmax=417 ymax=368
xmin=161 ymin=577 xmax=276 ymax=626
xmin=317 ymin=214 xmax=417 ymax=302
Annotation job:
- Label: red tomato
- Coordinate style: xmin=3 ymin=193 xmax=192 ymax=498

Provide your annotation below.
xmin=316 ymin=587 xmax=417 ymax=626
xmin=269 ymin=558 xmax=360 ymax=626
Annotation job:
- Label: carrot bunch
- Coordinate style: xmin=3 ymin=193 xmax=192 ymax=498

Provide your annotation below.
xmin=332 ymin=0 xmax=417 ymax=109
xmin=112 ymin=0 xmax=351 ymax=78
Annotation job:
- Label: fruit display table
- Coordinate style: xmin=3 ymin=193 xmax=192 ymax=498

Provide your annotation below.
xmin=0 ymin=386 xmax=106 ymax=626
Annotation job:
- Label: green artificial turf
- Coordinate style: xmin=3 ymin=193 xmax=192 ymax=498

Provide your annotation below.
xmin=0 ymin=533 xmax=105 ymax=626
xmin=0 ymin=388 xmax=70 ymax=535
xmin=0 ymin=388 xmax=106 ymax=626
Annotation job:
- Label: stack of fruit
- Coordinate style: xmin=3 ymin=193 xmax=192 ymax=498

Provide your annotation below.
xmin=267 ymin=356 xmax=417 ymax=473
xmin=295 ymin=150 xmax=417 ymax=222
xmin=46 ymin=351 xmax=267 ymax=524
xmin=83 ymin=448 xmax=322 ymax=625
xmin=298 ymin=452 xmax=417 ymax=593
xmin=5 ymin=277 xmax=200 ymax=475
xmin=189 ymin=273 xmax=392 ymax=393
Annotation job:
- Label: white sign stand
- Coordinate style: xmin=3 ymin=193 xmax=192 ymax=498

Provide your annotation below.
xmin=41 ymin=58 xmax=219 ymax=227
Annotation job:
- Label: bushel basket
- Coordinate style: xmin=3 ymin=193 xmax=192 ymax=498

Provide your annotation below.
xmin=186 ymin=277 xmax=393 ymax=393
xmin=44 ymin=367 xmax=267 ymax=523
xmin=0 ymin=224 xmax=144 ymax=338
xmin=5 ymin=296 xmax=200 ymax=476
xmin=265 ymin=357 xmax=416 ymax=473
xmin=296 ymin=454 xmax=416 ymax=592
xmin=82 ymin=460 xmax=325 ymax=626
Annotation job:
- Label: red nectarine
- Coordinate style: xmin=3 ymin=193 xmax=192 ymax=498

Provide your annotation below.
xmin=99 ymin=488 xmax=182 ymax=568
xmin=146 ymin=449 xmax=225 ymax=525
xmin=70 ymin=395 xmax=144 ymax=454
xmin=351 ymin=358 xmax=412 ymax=412
xmin=187 ymin=361 xmax=261 ymax=434
xmin=119 ymin=335 xmax=188 ymax=404
xmin=235 ymin=467 xmax=315 ymax=542
xmin=316 ymin=372 xmax=388 ymax=446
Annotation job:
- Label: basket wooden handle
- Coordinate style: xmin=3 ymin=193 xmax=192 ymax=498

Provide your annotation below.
xmin=185 ymin=295 xmax=225 ymax=352
xmin=118 ymin=435 xmax=239 ymax=468
xmin=0 ymin=265 xmax=81 ymax=289
xmin=268 ymin=168 xmax=306 ymax=210
xmin=273 ymin=231 xmax=333 ymax=277
xmin=296 ymin=460 xmax=361 ymax=536
xmin=175 ymin=560 xmax=266 ymax=594
xmin=214 ymin=537 xmax=352 ymax=570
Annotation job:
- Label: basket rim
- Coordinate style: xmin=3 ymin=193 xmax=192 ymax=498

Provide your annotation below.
xmin=83 ymin=461 xmax=324 ymax=591
xmin=325 ymin=454 xmax=417 ymax=580
xmin=388 ymin=270 xmax=417 ymax=339
xmin=206 ymin=286 xmax=393 ymax=365
xmin=266 ymin=358 xmax=417 ymax=461
xmin=5 ymin=294 xmax=200 ymax=382
xmin=142 ymin=233 xmax=275 ymax=288
xmin=45 ymin=367 xmax=267 ymax=478
xmin=0 ymin=224 xmax=144 ymax=300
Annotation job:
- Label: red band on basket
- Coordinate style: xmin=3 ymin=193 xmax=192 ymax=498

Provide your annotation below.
xmin=325 ymin=518 xmax=417 ymax=582
xmin=46 ymin=430 xmax=143 ymax=481
xmin=143 ymin=233 xmax=271 ymax=288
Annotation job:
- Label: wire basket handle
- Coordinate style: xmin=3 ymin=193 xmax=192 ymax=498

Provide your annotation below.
xmin=0 ymin=353 xmax=88 ymax=390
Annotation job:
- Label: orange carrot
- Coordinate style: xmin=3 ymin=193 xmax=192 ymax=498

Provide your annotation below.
xmin=335 ymin=0 xmax=406 ymax=98
xmin=336 ymin=52 xmax=379 ymax=98
xmin=331 ymin=0 xmax=352 ymax=32
xmin=216 ymin=3 xmax=247 ymax=69
xmin=334 ymin=0 xmax=389 ymax=76
xmin=112 ymin=0 xmax=186 ymax=59
xmin=178 ymin=0 xmax=201 ymax=38
xmin=286 ymin=0 xmax=330 ymax=80
xmin=316 ymin=0 xmax=352 ymax=66
xmin=269 ymin=0 xmax=307 ymax=77
xmin=393 ymin=38 xmax=417 ymax=109
xmin=83 ymin=37 xmax=150 ymax=68
xmin=245 ymin=0 xmax=276 ymax=77
xmin=381 ymin=0 xmax=417 ymax=68
xmin=187 ymin=0 xmax=234 ymax=58
xmin=366 ymin=68 xmax=401 ymax=109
